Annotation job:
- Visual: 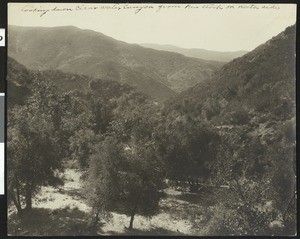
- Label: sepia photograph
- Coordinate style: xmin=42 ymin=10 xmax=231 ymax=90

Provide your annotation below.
xmin=6 ymin=3 xmax=296 ymax=236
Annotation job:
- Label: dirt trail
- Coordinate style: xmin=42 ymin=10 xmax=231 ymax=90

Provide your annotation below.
xmin=33 ymin=169 xmax=91 ymax=212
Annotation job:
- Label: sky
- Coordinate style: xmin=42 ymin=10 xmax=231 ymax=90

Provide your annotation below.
xmin=8 ymin=3 xmax=297 ymax=52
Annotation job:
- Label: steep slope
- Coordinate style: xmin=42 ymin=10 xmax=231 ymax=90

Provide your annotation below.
xmin=8 ymin=25 xmax=223 ymax=100
xmin=165 ymin=25 xmax=296 ymax=127
xmin=164 ymin=26 xmax=296 ymax=225
xmin=140 ymin=43 xmax=248 ymax=62
xmin=7 ymin=57 xmax=151 ymax=107
xmin=7 ymin=57 xmax=33 ymax=106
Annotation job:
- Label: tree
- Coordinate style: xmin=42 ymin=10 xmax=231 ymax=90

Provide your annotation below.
xmin=120 ymin=140 xmax=164 ymax=229
xmin=8 ymin=78 xmax=67 ymax=215
xmin=69 ymin=129 xmax=100 ymax=169
xmin=84 ymin=134 xmax=164 ymax=230
xmin=84 ymin=95 xmax=165 ymax=230
xmin=158 ymin=112 xmax=220 ymax=192
xmin=83 ymin=136 xmax=123 ymax=232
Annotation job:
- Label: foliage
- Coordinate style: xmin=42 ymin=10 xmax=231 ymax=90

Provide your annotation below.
xmin=204 ymin=120 xmax=296 ymax=235
xmin=156 ymin=112 xmax=221 ymax=192
xmin=8 ymin=78 xmax=68 ymax=214
xmin=161 ymin=25 xmax=296 ymax=235
xmin=83 ymin=94 xmax=165 ymax=229
xmin=83 ymin=136 xmax=122 ymax=231
xmin=165 ymin=25 xmax=296 ymax=125
xmin=7 ymin=24 xmax=296 ymax=236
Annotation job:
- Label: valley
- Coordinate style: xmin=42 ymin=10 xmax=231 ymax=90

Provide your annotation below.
xmin=7 ymin=23 xmax=296 ymax=236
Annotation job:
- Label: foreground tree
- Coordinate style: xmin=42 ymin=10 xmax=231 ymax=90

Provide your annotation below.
xmin=121 ymin=141 xmax=164 ymax=229
xmin=84 ymin=94 xmax=165 ymax=230
xmin=8 ymin=78 xmax=68 ymax=215
xmin=83 ymin=136 xmax=122 ymax=232
xmin=84 ymin=135 xmax=165 ymax=231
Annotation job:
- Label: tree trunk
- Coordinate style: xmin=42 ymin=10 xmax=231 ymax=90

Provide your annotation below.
xmin=128 ymin=212 xmax=135 ymax=230
xmin=128 ymin=192 xmax=141 ymax=230
xmin=128 ymin=202 xmax=138 ymax=229
xmin=25 ymin=186 xmax=32 ymax=211
xmin=15 ymin=177 xmax=21 ymax=209
xmin=8 ymin=189 xmax=23 ymax=217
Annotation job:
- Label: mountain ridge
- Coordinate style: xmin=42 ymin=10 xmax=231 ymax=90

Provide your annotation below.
xmin=140 ymin=43 xmax=248 ymax=62
xmin=8 ymin=25 xmax=223 ymax=101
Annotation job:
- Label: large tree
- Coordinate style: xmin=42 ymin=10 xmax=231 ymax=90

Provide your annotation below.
xmin=8 ymin=77 xmax=68 ymax=215
xmin=84 ymin=94 xmax=165 ymax=230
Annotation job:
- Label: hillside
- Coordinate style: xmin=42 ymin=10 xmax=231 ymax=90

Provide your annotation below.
xmin=165 ymin=25 xmax=296 ymax=127
xmin=140 ymin=43 xmax=248 ymax=62
xmin=8 ymin=25 xmax=223 ymax=100
xmin=163 ymin=26 xmax=296 ymax=235
xmin=7 ymin=57 xmax=33 ymax=106
xmin=7 ymin=57 xmax=150 ymax=108
xmin=7 ymin=24 xmax=296 ymax=236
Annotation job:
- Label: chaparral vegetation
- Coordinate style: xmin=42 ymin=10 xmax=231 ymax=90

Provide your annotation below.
xmin=7 ymin=24 xmax=296 ymax=236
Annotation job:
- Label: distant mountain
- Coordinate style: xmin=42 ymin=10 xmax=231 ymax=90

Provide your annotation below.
xmin=8 ymin=25 xmax=223 ymax=101
xmin=140 ymin=43 xmax=248 ymax=62
xmin=165 ymin=25 xmax=296 ymax=128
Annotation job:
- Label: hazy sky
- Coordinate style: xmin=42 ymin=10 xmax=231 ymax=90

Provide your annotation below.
xmin=8 ymin=3 xmax=296 ymax=52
